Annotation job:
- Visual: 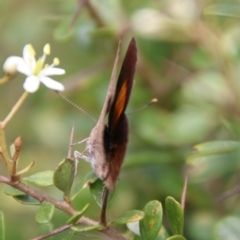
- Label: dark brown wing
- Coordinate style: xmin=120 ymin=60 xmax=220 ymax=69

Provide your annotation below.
xmin=108 ymin=38 xmax=137 ymax=133
xmin=104 ymin=38 xmax=137 ymax=190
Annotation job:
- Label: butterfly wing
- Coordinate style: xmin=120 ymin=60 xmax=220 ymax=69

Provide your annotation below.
xmin=105 ymin=38 xmax=137 ymax=189
xmin=87 ymin=40 xmax=121 ymax=182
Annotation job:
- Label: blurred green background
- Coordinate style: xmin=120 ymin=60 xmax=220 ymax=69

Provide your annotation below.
xmin=1 ymin=0 xmax=240 ymax=239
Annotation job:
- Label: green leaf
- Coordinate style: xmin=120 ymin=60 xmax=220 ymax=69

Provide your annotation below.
xmin=60 ymin=230 xmax=75 ymax=240
xmin=71 ymin=171 xmax=98 ymax=200
xmin=0 ymin=212 xmax=5 ymax=240
xmin=113 ymin=210 xmax=144 ymax=224
xmin=89 ymin=179 xmax=117 ymax=208
xmin=127 ymin=221 xmax=140 ymax=236
xmin=23 ymin=171 xmax=54 ymax=186
xmin=127 ymin=222 xmax=169 ymax=240
xmin=38 ymin=223 xmax=53 ymax=239
xmin=166 ymin=235 xmax=186 ymax=240
xmin=35 ymin=202 xmax=55 ymax=224
xmin=4 ymin=186 xmax=25 ymax=196
xmin=187 ymin=141 xmax=240 ymax=182
xmin=71 ymin=225 xmax=104 ymax=232
xmin=13 ymin=195 xmax=40 ymax=205
xmin=155 ymin=226 xmax=169 ymax=240
xmin=54 ymin=158 xmax=75 ymax=200
xmin=53 ymin=18 xmax=73 ymax=41
xmin=204 ymin=4 xmax=240 ymax=18
xmin=190 ymin=141 xmax=240 ymax=155
xmin=140 ymin=200 xmax=162 ymax=240
xmin=214 ymin=216 xmax=240 ymax=240
xmin=66 ymin=204 xmax=89 ymax=224
xmin=165 ymin=197 xmax=184 ymax=235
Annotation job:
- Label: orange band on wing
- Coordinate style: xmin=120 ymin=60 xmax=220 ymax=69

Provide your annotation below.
xmin=111 ymin=79 xmax=128 ymax=128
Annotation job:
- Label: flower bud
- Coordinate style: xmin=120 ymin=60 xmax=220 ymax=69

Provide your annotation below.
xmin=3 ymin=56 xmax=23 ymax=76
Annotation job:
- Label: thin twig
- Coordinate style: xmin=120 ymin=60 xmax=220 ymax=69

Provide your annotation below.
xmin=0 ymin=175 xmax=128 ymax=240
xmin=1 ymin=91 xmax=29 ymax=129
xmin=181 ymin=174 xmax=188 ymax=212
xmin=0 ymin=75 xmax=10 ymax=84
xmin=0 ymin=125 xmax=12 ymax=171
xmin=85 ymin=0 xmax=105 ymax=27
xmin=216 ymin=184 xmax=240 ymax=202
xmin=31 ymin=224 xmax=72 ymax=240
xmin=68 ymin=0 xmax=88 ymax=32
xmin=68 ymin=123 xmax=75 ymax=158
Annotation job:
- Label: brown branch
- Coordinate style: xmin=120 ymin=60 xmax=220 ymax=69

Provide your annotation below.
xmin=31 ymin=224 xmax=72 ymax=240
xmin=181 ymin=174 xmax=188 ymax=212
xmin=0 ymin=175 xmax=128 ymax=240
xmin=69 ymin=0 xmax=88 ymax=32
xmin=0 ymin=174 xmax=77 ymax=214
xmin=85 ymin=0 xmax=105 ymax=27
xmin=216 ymin=184 xmax=240 ymax=202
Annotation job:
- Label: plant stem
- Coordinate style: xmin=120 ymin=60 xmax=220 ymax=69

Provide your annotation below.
xmin=0 ymin=75 xmax=10 ymax=84
xmin=1 ymin=91 xmax=29 ymax=129
xmin=0 ymin=127 xmax=12 ymax=171
xmin=31 ymin=224 xmax=72 ymax=240
xmin=0 ymin=175 xmax=128 ymax=240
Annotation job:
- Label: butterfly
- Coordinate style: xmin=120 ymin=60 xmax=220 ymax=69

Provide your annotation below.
xmin=75 ymin=38 xmax=137 ymax=225
xmin=86 ymin=38 xmax=137 ymax=190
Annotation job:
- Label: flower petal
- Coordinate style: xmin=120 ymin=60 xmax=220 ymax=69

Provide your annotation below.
xmin=22 ymin=44 xmax=36 ymax=72
xmin=3 ymin=56 xmax=24 ymax=75
xmin=23 ymin=44 xmax=35 ymax=60
xmin=40 ymin=76 xmax=65 ymax=91
xmin=39 ymin=67 xmax=66 ymax=76
xmin=17 ymin=61 xmax=32 ymax=76
xmin=23 ymin=76 xmax=40 ymax=93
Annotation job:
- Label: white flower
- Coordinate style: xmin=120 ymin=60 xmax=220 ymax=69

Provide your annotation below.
xmin=3 ymin=56 xmax=24 ymax=76
xmin=4 ymin=43 xmax=65 ymax=93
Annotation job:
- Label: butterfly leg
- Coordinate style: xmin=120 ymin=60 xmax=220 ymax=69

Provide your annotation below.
xmin=73 ymin=149 xmax=89 ymax=175
xmin=72 ymin=137 xmax=90 ymax=175
xmin=71 ymin=137 xmax=89 ymax=146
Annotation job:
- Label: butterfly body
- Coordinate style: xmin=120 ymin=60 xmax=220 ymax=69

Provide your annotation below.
xmin=87 ymin=38 xmax=137 ymax=190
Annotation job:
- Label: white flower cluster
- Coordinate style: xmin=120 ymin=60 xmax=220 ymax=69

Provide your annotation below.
xmin=3 ymin=44 xmax=65 ymax=93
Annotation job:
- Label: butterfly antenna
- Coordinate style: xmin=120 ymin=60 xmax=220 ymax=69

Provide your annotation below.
xmin=216 ymin=184 xmax=240 ymax=202
xmin=127 ymin=98 xmax=158 ymax=115
xmin=56 ymin=91 xmax=96 ymax=123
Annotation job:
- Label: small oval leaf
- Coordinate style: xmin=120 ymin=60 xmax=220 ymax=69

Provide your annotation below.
xmin=54 ymin=159 xmax=75 ymax=200
xmin=165 ymin=196 xmax=184 ymax=235
xmin=71 ymin=225 xmax=104 ymax=232
xmin=166 ymin=235 xmax=186 ymax=240
xmin=35 ymin=202 xmax=55 ymax=224
xmin=23 ymin=171 xmax=54 ymax=186
xmin=13 ymin=195 xmax=40 ymax=205
xmin=66 ymin=204 xmax=89 ymax=224
xmin=90 ymin=179 xmax=117 ymax=208
xmin=204 ymin=4 xmax=240 ymax=18
xmin=187 ymin=141 xmax=240 ymax=182
xmin=38 ymin=223 xmax=53 ymax=237
xmin=127 ymin=221 xmax=140 ymax=236
xmin=191 ymin=141 xmax=240 ymax=155
xmin=140 ymin=200 xmax=162 ymax=240
xmin=60 ymin=230 xmax=75 ymax=240
xmin=113 ymin=210 xmax=145 ymax=224
xmin=0 ymin=211 xmax=5 ymax=240
xmin=214 ymin=216 xmax=240 ymax=240
xmin=4 ymin=187 xmax=25 ymax=196
xmin=54 ymin=19 xmax=73 ymax=41
xmin=71 ymin=171 xmax=98 ymax=200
